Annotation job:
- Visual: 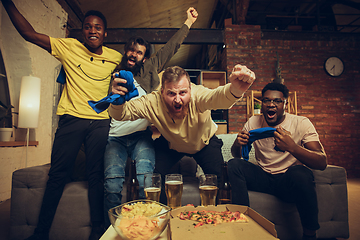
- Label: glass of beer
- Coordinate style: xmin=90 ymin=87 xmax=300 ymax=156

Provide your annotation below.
xmin=199 ymin=174 xmax=218 ymax=206
xmin=165 ymin=174 xmax=183 ymax=209
xmin=144 ymin=173 xmax=161 ymax=202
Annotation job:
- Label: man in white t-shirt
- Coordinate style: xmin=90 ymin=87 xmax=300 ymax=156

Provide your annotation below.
xmin=228 ymin=82 xmax=327 ymax=240
xmin=103 ymin=7 xmax=198 ymax=227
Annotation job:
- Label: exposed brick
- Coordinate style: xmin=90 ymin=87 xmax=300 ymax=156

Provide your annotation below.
xmin=225 ymin=23 xmax=360 ymax=178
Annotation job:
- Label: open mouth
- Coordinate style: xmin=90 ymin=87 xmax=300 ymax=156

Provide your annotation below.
xmin=174 ymin=104 xmax=182 ymax=112
xmin=266 ymin=110 xmax=277 ymax=119
xmin=127 ymin=57 xmax=136 ymax=66
xmin=88 ymin=36 xmax=98 ymax=41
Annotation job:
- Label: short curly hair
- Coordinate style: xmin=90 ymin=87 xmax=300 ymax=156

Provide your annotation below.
xmin=262 ymin=82 xmax=289 ymax=99
xmin=83 ymin=10 xmax=107 ymax=30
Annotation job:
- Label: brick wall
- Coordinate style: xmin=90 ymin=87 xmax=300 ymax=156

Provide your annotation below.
xmin=224 ymin=19 xmax=360 ymax=178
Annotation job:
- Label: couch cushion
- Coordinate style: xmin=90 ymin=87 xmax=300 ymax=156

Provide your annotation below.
xmin=313 ymin=165 xmax=349 ymax=239
xmin=50 ymin=181 xmax=91 ymax=240
xmin=10 ymin=164 xmax=50 ymax=239
xmin=249 ymin=191 xmax=302 ymax=240
xmin=10 ymin=164 xmax=91 ymax=240
xmin=216 ymin=133 xmax=237 ymax=162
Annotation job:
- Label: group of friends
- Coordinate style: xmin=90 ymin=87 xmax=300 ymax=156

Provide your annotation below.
xmin=1 ymin=1 xmax=327 ymax=240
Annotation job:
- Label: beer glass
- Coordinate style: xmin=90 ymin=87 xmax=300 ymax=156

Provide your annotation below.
xmin=199 ymin=174 xmax=218 ymax=206
xmin=165 ymin=174 xmax=183 ymax=209
xmin=144 ymin=173 xmax=161 ymax=202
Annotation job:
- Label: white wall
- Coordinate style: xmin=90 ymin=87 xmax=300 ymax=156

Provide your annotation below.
xmin=0 ymin=0 xmax=67 ymax=201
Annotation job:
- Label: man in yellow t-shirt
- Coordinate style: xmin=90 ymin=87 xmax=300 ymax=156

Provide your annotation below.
xmin=1 ymin=1 xmax=122 ymax=240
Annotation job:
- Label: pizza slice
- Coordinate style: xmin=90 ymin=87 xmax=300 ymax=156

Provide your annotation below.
xmin=178 ymin=209 xmax=249 ymax=228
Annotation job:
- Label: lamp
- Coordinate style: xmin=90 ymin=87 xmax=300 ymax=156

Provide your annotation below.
xmin=18 ymin=76 xmax=41 ymax=167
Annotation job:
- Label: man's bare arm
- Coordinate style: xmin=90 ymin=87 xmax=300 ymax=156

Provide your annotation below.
xmin=1 ymin=0 xmax=51 ymax=52
xmin=231 ymin=130 xmax=250 ymax=158
xmin=274 ymin=127 xmax=327 ymax=170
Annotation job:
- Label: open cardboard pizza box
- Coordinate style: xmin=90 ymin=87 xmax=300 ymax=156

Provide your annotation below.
xmin=170 ymin=204 xmax=279 ymax=240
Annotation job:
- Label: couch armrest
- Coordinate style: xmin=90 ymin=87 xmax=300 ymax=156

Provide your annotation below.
xmin=10 ymin=164 xmax=91 ymax=240
xmin=313 ymin=165 xmax=349 ymax=239
xmin=10 ymin=164 xmax=51 ymax=239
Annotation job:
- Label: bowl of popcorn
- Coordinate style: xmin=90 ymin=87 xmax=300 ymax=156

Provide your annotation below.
xmin=108 ymin=200 xmax=171 ymax=240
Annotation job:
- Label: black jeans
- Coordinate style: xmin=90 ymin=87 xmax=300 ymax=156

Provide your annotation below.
xmin=154 ymin=135 xmax=224 ymax=205
xmin=228 ymin=158 xmax=320 ymax=231
xmin=35 ymin=115 xmax=110 ymax=234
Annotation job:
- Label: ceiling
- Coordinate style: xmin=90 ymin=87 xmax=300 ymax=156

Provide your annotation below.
xmin=57 ymin=0 xmax=360 ymax=70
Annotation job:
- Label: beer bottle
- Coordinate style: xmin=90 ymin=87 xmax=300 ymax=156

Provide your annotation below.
xmin=218 ymin=162 xmax=232 ymax=204
xmin=126 ymin=159 xmax=139 ymax=202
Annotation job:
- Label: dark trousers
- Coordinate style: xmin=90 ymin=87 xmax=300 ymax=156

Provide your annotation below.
xmin=154 ymin=135 xmax=224 ymax=205
xmin=35 ymin=115 xmax=110 ymax=234
xmin=227 ymin=158 xmax=320 ymax=231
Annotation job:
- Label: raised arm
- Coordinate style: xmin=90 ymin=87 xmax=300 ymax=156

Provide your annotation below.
xmin=184 ymin=7 xmax=198 ymax=29
xmin=1 ymin=0 xmax=51 ymax=52
xmin=228 ymin=64 xmax=256 ymax=98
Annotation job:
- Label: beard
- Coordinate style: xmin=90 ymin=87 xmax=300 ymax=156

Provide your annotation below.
xmin=116 ymin=54 xmax=143 ymax=75
xmin=166 ymin=102 xmax=189 ymax=120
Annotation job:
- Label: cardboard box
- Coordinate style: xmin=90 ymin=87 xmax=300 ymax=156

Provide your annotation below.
xmin=170 ymin=205 xmax=278 ymax=240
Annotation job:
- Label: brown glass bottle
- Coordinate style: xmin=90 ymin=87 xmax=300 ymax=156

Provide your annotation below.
xmin=126 ymin=159 xmax=139 ymax=202
xmin=218 ymin=162 xmax=232 ymax=204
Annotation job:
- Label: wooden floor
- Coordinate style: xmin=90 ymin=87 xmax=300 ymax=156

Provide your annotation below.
xmin=338 ymin=178 xmax=360 ymax=240
xmin=0 ymin=178 xmax=359 ymax=240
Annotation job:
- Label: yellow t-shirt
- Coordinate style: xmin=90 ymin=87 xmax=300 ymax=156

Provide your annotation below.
xmin=50 ymin=37 xmax=122 ymax=119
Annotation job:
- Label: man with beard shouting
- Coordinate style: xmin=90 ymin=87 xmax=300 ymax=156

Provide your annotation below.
xmin=103 ymin=7 xmax=198 ymax=226
xmin=109 ymin=64 xmax=256 ymax=205
xmin=228 ymin=82 xmax=327 ymax=240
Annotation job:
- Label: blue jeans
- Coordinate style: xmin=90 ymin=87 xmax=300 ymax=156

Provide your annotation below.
xmin=104 ymin=127 xmax=155 ymax=226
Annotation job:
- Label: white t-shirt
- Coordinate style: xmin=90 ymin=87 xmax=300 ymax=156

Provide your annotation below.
xmin=243 ymin=113 xmax=320 ymax=174
xmin=109 ymin=79 xmax=150 ymax=137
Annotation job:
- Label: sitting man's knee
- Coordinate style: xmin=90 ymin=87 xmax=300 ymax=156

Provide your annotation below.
xmin=286 ymin=165 xmax=315 ymax=188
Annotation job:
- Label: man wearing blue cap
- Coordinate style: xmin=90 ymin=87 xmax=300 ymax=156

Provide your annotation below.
xmin=228 ymin=82 xmax=327 ymax=240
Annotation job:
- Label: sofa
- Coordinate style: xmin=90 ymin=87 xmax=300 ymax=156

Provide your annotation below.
xmin=10 ymin=134 xmax=349 ymax=240
xmin=218 ymin=134 xmax=349 ymax=240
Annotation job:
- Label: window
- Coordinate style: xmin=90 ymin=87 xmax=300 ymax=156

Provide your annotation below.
xmin=0 ymin=49 xmax=13 ymax=128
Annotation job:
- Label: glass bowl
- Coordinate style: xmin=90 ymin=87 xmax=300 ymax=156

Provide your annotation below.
xmin=108 ymin=200 xmax=171 ymax=240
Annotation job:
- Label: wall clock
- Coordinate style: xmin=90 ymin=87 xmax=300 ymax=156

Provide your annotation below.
xmin=324 ymin=57 xmax=344 ymax=77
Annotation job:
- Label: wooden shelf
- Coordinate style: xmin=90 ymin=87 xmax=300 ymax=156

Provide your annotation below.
xmin=246 ymin=90 xmax=297 ymax=120
xmin=214 ymin=121 xmax=227 ymax=134
xmin=197 ymin=71 xmax=226 ymax=89
xmin=198 ymin=71 xmax=228 ymax=134
xmin=0 ymin=141 xmax=39 ymax=147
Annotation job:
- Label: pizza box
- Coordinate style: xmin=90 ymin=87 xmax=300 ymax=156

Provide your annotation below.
xmin=169 ymin=204 xmax=279 ymax=240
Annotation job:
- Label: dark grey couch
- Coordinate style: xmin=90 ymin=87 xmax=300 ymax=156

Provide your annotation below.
xmin=10 ymin=134 xmax=349 ymax=240
xmin=217 ymin=134 xmax=349 ymax=240
xmin=10 ymin=157 xmax=201 ymax=240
